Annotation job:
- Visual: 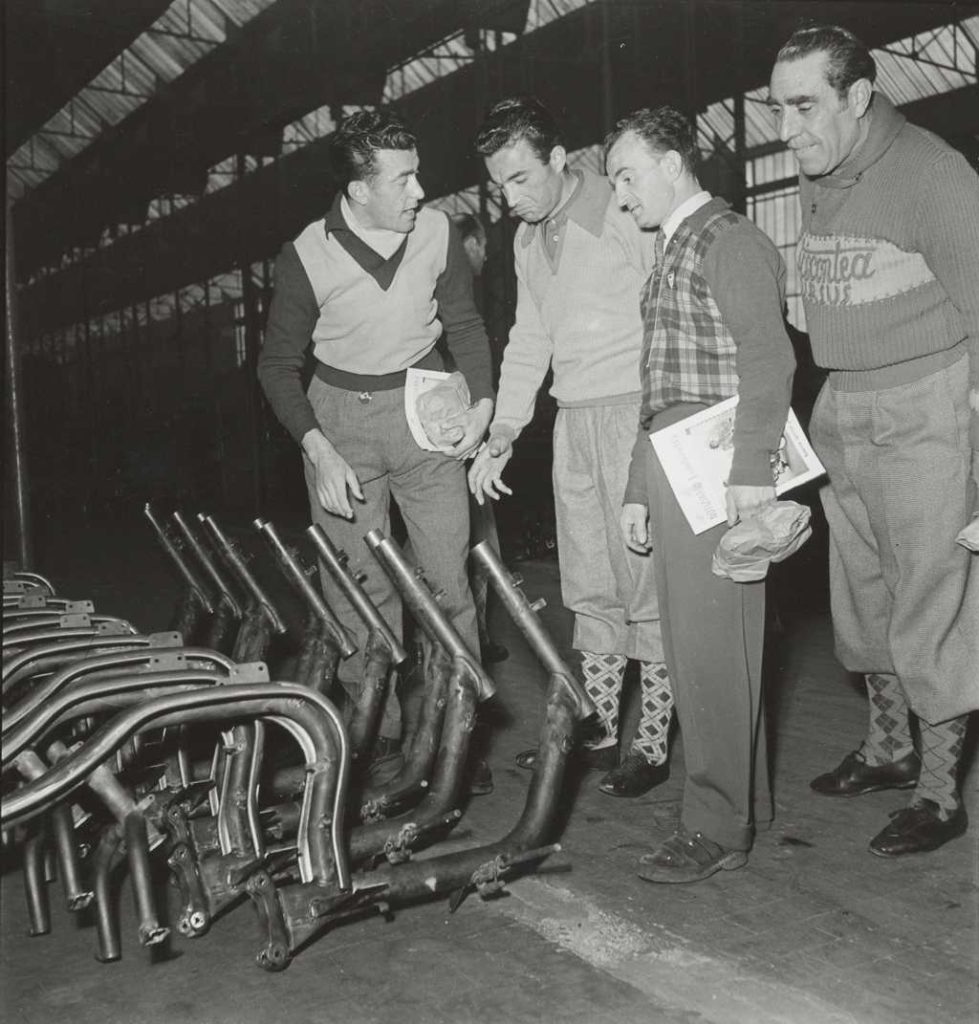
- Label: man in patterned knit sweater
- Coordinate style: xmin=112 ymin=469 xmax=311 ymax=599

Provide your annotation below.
xmin=258 ymin=109 xmax=493 ymax=774
xmin=609 ymin=106 xmax=796 ymax=882
xmin=468 ymin=96 xmax=674 ymax=798
xmin=769 ymin=25 xmax=978 ymax=857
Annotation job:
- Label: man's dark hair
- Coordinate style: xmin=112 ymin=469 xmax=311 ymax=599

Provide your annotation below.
xmin=775 ymin=24 xmax=877 ymax=97
xmin=474 ymin=95 xmax=562 ymax=163
xmin=452 ymin=212 xmax=486 ymax=245
xmin=603 ymin=106 xmax=699 ymax=175
xmin=330 ymin=108 xmax=417 ymax=185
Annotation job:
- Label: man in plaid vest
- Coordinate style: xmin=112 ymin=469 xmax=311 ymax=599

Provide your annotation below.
xmin=607 ymin=106 xmax=796 ymax=882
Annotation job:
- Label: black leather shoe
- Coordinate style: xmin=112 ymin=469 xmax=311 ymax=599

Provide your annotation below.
xmin=869 ymin=799 xmax=967 ymax=858
xmin=514 ymin=744 xmax=618 ymax=773
xmin=598 ymin=753 xmax=669 ymax=797
xmin=810 ymin=748 xmax=919 ymax=797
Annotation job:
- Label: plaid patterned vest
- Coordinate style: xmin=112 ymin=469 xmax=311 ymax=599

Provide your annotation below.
xmin=639 ymin=205 xmax=742 ymax=427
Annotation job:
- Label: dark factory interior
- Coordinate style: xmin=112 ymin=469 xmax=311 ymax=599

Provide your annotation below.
xmin=3 ymin=2 xmax=977 ymax=1023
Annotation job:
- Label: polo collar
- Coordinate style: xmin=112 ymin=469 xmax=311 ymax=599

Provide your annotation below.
xmin=520 ymin=169 xmax=612 ymax=248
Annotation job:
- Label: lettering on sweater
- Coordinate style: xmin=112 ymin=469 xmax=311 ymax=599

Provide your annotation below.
xmin=798 ymin=233 xmax=934 ymax=307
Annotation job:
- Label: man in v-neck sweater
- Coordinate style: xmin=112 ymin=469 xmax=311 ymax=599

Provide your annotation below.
xmin=469 ymin=96 xmax=674 ymax=800
xmin=258 ymin=110 xmax=494 ymax=750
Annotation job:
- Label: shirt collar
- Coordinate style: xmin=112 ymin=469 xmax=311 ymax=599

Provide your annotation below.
xmin=339 ymin=195 xmax=405 ymax=257
xmin=662 ymin=190 xmax=712 ymax=246
xmin=520 ymin=169 xmax=613 ymax=248
xmin=323 ymin=191 xmax=347 ymax=234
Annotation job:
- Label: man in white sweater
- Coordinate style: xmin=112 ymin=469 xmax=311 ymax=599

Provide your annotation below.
xmin=469 ymin=96 xmax=673 ymax=797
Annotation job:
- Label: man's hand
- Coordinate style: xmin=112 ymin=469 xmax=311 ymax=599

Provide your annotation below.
xmin=468 ymin=433 xmax=514 ymax=505
xmin=302 ymin=429 xmax=364 ymax=520
xmin=620 ymin=503 xmax=651 ymax=553
xmin=725 ymin=484 xmax=776 ymax=527
xmin=449 ymin=397 xmax=494 ymax=461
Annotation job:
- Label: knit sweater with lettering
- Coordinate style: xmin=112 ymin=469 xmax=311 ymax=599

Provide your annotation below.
xmin=797 ymin=92 xmax=979 ymax=446
xmin=489 ymin=169 xmax=653 ymax=443
xmin=258 ymin=197 xmax=492 ymax=443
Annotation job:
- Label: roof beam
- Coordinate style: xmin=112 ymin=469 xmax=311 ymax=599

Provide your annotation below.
xmin=17 ymin=0 xmax=962 ymax=332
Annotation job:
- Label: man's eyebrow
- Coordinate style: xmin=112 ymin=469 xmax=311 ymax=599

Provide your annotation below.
xmin=767 ymin=93 xmax=816 ymax=106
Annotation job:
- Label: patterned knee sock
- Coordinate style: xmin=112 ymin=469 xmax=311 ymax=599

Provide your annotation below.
xmin=914 ymin=715 xmax=967 ymax=815
xmin=862 ymin=673 xmax=914 ymax=765
xmin=580 ymin=652 xmax=627 ymax=749
xmin=631 ymin=661 xmax=673 ymax=765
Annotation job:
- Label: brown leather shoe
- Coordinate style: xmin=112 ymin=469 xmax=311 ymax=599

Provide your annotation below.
xmin=810 ymin=748 xmax=919 ymax=797
xmin=868 ymin=800 xmax=967 ymax=858
xmin=598 ymin=753 xmax=669 ymax=797
xmin=638 ymin=830 xmax=748 ymax=884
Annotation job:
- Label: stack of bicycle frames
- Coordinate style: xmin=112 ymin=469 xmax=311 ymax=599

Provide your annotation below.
xmin=1 ymin=506 xmax=594 ymax=971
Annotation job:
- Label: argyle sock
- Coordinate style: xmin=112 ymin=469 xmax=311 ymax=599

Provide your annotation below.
xmin=914 ymin=714 xmax=967 ymax=815
xmin=861 ymin=673 xmax=914 ymax=766
xmin=580 ymin=652 xmax=626 ymax=750
xmin=631 ymin=661 xmax=673 ymax=765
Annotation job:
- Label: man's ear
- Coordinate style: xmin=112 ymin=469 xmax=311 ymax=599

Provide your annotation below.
xmin=663 ymin=149 xmax=684 ymax=182
xmin=348 ymin=179 xmax=369 ymax=206
xmin=548 ymin=145 xmax=567 ymax=174
xmin=848 ymin=77 xmax=873 ymax=119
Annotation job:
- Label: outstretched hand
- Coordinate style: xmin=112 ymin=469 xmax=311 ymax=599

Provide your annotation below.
xmin=468 ymin=434 xmax=514 ymax=505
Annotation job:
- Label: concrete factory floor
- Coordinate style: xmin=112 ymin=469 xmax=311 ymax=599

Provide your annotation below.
xmin=2 ymin=516 xmax=977 ymax=1024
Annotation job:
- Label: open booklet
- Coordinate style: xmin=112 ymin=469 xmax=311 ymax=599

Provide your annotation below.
xmin=649 ymin=396 xmax=826 ymax=535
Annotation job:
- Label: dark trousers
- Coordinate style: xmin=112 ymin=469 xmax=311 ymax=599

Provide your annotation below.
xmin=642 ymin=404 xmax=771 ymax=850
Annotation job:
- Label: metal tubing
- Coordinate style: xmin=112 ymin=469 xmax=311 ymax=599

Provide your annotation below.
xmin=4 ymin=645 xmax=233 ymax=737
xmin=354 ymin=672 xmax=581 ymax=906
xmin=200 ymin=514 xmax=285 ymax=634
xmin=359 ymin=641 xmax=453 ymax=816
xmin=172 ymin=510 xmax=242 ymax=619
xmin=4 ymin=665 xmax=235 ymax=767
xmin=23 ymin=828 xmax=50 ymax=936
xmin=123 ymin=812 xmax=169 ymax=947
xmin=49 ymin=804 xmax=94 ymax=910
xmin=349 ymin=657 xmax=477 ymax=862
xmin=471 ymin=540 xmax=595 ymax=720
xmin=1 ymin=683 xmax=350 ymax=892
xmin=92 ymin=824 xmax=125 ymax=962
xmin=205 ymin=598 xmax=240 ymax=654
xmin=170 ymin=585 xmax=209 ymax=644
xmin=294 ymin=614 xmax=342 ymax=697
xmin=2 ymin=634 xmax=152 ymax=695
xmin=2 ymin=624 xmax=120 ymax=654
xmin=254 ymin=519 xmax=355 ymax=657
xmin=365 ymin=531 xmax=494 ymax=701
xmin=344 ymin=632 xmax=396 ymax=760
xmin=5 ymin=210 xmax=33 ymax=569
xmin=306 ymin=523 xmax=405 ymax=663
xmin=10 ymin=571 xmax=54 ymax=595
xmin=144 ymin=503 xmax=215 ymax=615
